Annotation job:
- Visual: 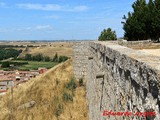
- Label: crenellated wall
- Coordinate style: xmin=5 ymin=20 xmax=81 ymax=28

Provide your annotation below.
xmin=73 ymin=41 xmax=160 ymax=120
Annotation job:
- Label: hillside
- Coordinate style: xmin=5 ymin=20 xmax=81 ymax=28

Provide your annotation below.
xmin=0 ymin=59 xmax=88 ymax=120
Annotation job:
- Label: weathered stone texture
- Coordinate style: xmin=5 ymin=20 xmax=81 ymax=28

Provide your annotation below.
xmin=72 ymin=41 xmax=90 ymax=81
xmin=73 ymin=41 xmax=160 ymax=120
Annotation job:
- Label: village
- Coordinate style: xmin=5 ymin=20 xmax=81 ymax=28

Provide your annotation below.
xmin=0 ymin=68 xmax=47 ymax=95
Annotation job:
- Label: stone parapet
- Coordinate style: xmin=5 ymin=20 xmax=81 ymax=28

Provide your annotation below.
xmin=73 ymin=41 xmax=160 ymax=120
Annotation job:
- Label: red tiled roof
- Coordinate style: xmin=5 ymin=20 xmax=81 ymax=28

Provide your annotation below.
xmin=0 ymin=75 xmax=13 ymax=81
xmin=0 ymin=90 xmax=7 ymax=93
xmin=0 ymin=70 xmax=39 ymax=82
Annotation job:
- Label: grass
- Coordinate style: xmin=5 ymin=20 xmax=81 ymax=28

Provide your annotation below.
xmin=11 ymin=60 xmax=58 ymax=70
xmin=0 ymin=59 xmax=88 ymax=120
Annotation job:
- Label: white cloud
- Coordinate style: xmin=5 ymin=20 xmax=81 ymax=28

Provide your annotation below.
xmin=73 ymin=6 xmax=88 ymax=11
xmin=0 ymin=25 xmax=54 ymax=33
xmin=18 ymin=25 xmax=54 ymax=31
xmin=16 ymin=27 xmax=31 ymax=31
xmin=35 ymin=25 xmax=53 ymax=30
xmin=45 ymin=15 xmax=59 ymax=19
xmin=16 ymin=3 xmax=89 ymax=12
xmin=16 ymin=3 xmax=61 ymax=11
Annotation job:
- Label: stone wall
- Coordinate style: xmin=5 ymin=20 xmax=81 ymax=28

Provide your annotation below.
xmin=118 ymin=40 xmax=160 ymax=49
xmin=72 ymin=41 xmax=89 ymax=81
xmin=73 ymin=41 xmax=160 ymax=120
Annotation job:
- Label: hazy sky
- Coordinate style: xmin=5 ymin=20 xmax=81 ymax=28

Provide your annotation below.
xmin=0 ymin=0 xmax=134 ymax=40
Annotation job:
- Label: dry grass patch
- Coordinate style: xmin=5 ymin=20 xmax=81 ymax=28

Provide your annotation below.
xmin=29 ymin=46 xmax=72 ymax=57
xmin=0 ymin=60 xmax=88 ymax=120
xmin=18 ymin=42 xmax=73 ymax=59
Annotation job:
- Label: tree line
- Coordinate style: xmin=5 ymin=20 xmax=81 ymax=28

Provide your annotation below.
xmin=0 ymin=48 xmax=22 ymax=60
xmin=0 ymin=61 xmax=28 ymax=68
xmin=0 ymin=45 xmax=25 ymax=49
xmin=24 ymin=53 xmax=69 ymax=63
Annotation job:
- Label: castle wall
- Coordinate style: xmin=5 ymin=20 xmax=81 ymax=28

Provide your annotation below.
xmin=73 ymin=41 xmax=160 ymax=120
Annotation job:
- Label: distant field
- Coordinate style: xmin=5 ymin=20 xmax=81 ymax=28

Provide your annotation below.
xmin=0 ymin=41 xmax=73 ymax=58
xmin=0 ymin=41 xmax=73 ymax=71
xmin=12 ymin=60 xmax=58 ymax=70
xmin=20 ymin=46 xmax=72 ymax=59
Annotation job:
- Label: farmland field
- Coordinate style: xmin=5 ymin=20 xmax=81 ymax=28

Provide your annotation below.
xmin=0 ymin=41 xmax=73 ymax=58
xmin=12 ymin=60 xmax=58 ymax=70
xmin=0 ymin=41 xmax=73 ymax=71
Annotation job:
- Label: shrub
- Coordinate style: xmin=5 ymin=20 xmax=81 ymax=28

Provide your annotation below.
xmin=79 ymin=78 xmax=84 ymax=86
xmin=1 ymin=61 xmax=10 ymax=68
xmin=54 ymin=103 xmax=63 ymax=117
xmin=44 ymin=56 xmax=50 ymax=62
xmin=56 ymin=79 xmax=59 ymax=85
xmin=10 ymin=61 xmax=28 ymax=66
xmin=0 ymin=61 xmax=28 ymax=68
xmin=32 ymin=54 xmax=44 ymax=61
xmin=2 ymin=68 xmax=9 ymax=71
xmin=58 ymin=56 xmax=68 ymax=63
xmin=62 ymin=91 xmax=73 ymax=102
xmin=65 ymin=77 xmax=76 ymax=90
xmin=52 ymin=53 xmax=69 ymax=63
xmin=25 ymin=54 xmax=32 ymax=61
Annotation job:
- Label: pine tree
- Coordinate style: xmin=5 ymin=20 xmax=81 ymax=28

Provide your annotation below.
xmin=53 ymin=53 xmax=59 ymax=62
xmin=122 ymin=0 xmax=160 ymax=42
xmin=152 ymin=0 xmax=160 ymax=41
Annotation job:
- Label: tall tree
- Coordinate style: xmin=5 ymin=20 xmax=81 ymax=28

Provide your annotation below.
xmin=98 ymin=28 xmax=117 ymax=41
xmin=53 ymin=53 xmax=59 ymax=62
xmin=152 ymin=0 xmax=160 ymax=41
xmin=25 ymin=54 xmax=32 ymax=61
xmin=122 ymin=0 xmax=160 ymax=41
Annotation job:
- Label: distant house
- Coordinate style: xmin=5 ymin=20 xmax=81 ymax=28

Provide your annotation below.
xmin=0 ymin=74 xmax=14 ymax=82
xmin=0 ymin=69 xmax=40 ymax=93
xmin=26 ymin=73 xmax=34 ymax=78
xmin=0 ymin=80 xmax=14 ymax=88
xmin=38 ymin=68 xmax=47 ymax=74
xmin=0 ymin=77 xmax=14 ymax=93
xmin=0 ymin=85 xmax=7 ymax=93
xmin=23 ymin=77 xmax=30 ymax=81
xmin=30 ymin=70 xmax=39 ymax=76
xmin=0 ymin=71 xmax=4 ymax=76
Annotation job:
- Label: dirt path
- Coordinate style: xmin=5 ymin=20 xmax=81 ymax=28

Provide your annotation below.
xmin=139 ymin=49 xmax=160 ymax=57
